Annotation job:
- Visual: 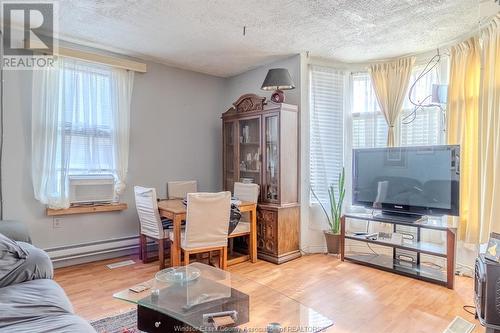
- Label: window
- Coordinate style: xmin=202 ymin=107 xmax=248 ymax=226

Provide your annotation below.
xmin=351 ymin=65 xmax=445 ymax=148
xmin=351 ymin=73 xmax=387 ymax=148
xmin=309 ymin=66 xmax=345 ymax=204
xmin=61 ymin=62 xmax=115 ymax=175
xmin=32 ymin=57 xmax=134 ymax=208
xmin=400 ymin=65 xmax=445 ymax=146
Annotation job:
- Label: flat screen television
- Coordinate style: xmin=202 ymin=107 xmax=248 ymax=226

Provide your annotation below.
xmin=352 ymin=145 xmax=460 ymax=218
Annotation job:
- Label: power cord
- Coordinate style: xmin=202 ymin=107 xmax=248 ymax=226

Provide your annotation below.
xmin=463 ymin=305 xmax=476 ymax=316
xmin=402 ymin=51 xmax=447 ymax=129
xmin=365 ymin=221 xmax=379 ymax=256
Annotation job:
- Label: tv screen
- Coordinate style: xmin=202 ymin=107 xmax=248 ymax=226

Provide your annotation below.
xmin=352 ymin=145 xmax=460 ymax=216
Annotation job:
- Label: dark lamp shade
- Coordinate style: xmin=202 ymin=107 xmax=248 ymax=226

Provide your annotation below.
xmin=261 ymin=68 xmax=295 ymax=91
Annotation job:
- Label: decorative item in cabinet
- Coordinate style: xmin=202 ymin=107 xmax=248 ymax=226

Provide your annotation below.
xmin=222 ymin=93 xmax=300 ymax=264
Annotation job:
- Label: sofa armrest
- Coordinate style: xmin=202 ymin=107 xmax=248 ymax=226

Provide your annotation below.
xmin=0 ymin=220 xmax=32 ymax=244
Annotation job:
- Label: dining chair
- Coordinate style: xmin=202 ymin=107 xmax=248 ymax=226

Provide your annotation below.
xmin=134 ymin=186 xmax=172 ymax=269
xmin=230 ymin=182 xmax=259 ymax=236
xmin=169 ymin=191 xmax=231 ymax=269
xmin=167 ymin=180 xmax=198 ymax=199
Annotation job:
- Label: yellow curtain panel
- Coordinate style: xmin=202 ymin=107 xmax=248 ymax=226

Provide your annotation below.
xmin=479 ymin=15 xmax=500 ymax=243
xmin=369 ymin=57 xmax=415 ymax=146
xmin=447 ymin=37 xmax=481 ymax=244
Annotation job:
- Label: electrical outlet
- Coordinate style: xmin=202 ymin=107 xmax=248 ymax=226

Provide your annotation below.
xmin=53 ymin=218 xmax=63 ymax=229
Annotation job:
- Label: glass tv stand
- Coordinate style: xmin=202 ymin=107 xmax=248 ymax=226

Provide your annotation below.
xmin=341 ymin=213 xmax=457 ymax=289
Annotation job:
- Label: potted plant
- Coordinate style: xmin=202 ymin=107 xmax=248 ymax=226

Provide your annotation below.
xmin=311 ymin=168 xmax=345 ymax=254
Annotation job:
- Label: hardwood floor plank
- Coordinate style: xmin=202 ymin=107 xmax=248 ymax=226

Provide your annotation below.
xmin=54 ymin=253 xmax=483 ymax=332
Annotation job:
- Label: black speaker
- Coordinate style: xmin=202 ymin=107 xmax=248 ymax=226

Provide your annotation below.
xmin=475 ymin=255 xmax=500 ymax=331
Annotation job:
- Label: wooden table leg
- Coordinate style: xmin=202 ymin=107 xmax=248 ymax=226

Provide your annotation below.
xmin=170 ymin=214 xmax=182 ymax=267
xmin=140 ymin=234 xmax=147 ymax=262
xmin=159 ymin=238 xmax=165 ymax=270
xmin=249 ymin=205 xmax=257 ymax=263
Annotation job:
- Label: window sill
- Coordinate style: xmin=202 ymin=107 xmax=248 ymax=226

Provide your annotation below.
xmin=46 ymin=203 xmax=128 ymax=216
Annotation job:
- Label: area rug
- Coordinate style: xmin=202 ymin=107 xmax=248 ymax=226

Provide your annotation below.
xmin=90 ymin=310 xmax=142 ymax=333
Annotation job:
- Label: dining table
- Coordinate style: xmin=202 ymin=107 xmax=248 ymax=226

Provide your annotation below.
xmin=157 ymin=199 xmax=257 ymax=267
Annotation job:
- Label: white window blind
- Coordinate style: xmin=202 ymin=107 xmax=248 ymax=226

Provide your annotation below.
xmin=351 ymin=73 xmax=387 ymax=148
xmin=309 ymin=66 xmax=345 ymax=204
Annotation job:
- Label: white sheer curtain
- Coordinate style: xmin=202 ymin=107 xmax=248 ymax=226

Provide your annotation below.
xmin=32 ymin=57 xmax=134 ymax=209
xmin=111 ymin=65 xmax=134 ymax=195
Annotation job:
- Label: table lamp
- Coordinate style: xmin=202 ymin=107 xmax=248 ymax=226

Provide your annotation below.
xmin=261 ymin=68 xmax=295 ymax=103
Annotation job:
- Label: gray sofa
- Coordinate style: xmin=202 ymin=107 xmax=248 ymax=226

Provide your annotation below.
xmin=0 ymin=220 xmax=96 ymax=333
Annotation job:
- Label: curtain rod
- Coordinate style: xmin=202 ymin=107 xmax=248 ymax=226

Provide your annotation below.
xmin=30 ymin=41 xmax=147 ymax=73
xmin=57 ymin=46 xmax=147 ymax=73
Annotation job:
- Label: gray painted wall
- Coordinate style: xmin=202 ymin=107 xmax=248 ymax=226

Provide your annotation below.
xmin=1 ymin=51 xmax=301 ymax=265
xmin=223 ymin=55 xmax=301 ymax=110
xmin=3 ymin=60 xmax=225 ymax=255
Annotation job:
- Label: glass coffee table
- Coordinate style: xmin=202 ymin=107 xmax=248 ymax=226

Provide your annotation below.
xmin=114 ymin=262 xmax=333 ymax=332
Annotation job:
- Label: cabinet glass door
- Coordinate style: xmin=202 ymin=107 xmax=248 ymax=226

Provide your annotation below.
xmin=264 ymin=115 xmax=279 ymax=202
xmin=223 ymin=121 xmax=236 ymax=192
xmin=238 ymin=117 xmax=261 ymax=187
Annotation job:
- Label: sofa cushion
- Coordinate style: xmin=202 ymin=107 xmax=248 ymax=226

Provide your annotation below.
xmin=0 ymin=232 xmax=28 ymax=286
xmin=0 ymin=220 xmax=32 ymax=244
xmin=0 ymin=238 xmax=53 ymax=288
xmin=0 ymin=279 xmax=95 ymax=333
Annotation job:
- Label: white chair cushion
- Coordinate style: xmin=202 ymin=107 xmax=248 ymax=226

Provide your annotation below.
xmin=182 ymin=192 xmax=231 ymax=250
xmin=233 ymin=182 xmax=259 ymax=203
xmin=233 ymin=183 xmax=258 ymax=226
xmin=230 ymin=222 xmax=250 ymax=236
xmin=167 ymin=181 xmax=197 ymax=199
xmin=134 ymin=186 xmax=164 ymax=239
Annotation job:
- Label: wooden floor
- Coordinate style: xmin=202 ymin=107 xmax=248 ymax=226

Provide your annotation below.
xmin=54 ymin=254 xmax=483 ymax=333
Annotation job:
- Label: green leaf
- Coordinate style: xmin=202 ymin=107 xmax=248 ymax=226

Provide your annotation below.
xmin=317 ymin=167 xmax=346 ymax=235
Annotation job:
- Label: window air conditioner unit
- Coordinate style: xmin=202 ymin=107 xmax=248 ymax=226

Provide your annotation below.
xmin=68 ymin=174 xmax=116 ymax=205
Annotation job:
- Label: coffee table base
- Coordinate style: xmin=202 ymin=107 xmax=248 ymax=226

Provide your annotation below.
xmin=138 ymin=305 xmax=200 ymax=333
xmin=137 ymin=287 xmax=250 ymax=333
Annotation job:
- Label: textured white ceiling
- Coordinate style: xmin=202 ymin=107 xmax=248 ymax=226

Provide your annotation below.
xmin=56 ymin=0 xmax=480 ymax=77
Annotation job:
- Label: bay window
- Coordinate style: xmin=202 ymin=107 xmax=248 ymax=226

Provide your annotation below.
xmin=309 ymin=61 xmax=447 ymax=209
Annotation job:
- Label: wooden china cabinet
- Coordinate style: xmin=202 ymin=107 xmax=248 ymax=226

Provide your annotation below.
xmin=222 ymin=94 xmax=300 ymax=264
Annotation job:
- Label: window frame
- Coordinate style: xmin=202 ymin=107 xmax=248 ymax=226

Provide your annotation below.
xmin=58 ymin=61 xmax=117 ymax=177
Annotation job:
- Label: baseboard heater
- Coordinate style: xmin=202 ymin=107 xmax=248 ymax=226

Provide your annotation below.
xmin=44 ymin=235 xmax=156 ymax=262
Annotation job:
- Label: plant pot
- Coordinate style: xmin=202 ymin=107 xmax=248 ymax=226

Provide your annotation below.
xmin=323 ymin=231 xmax=341 ymax=254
